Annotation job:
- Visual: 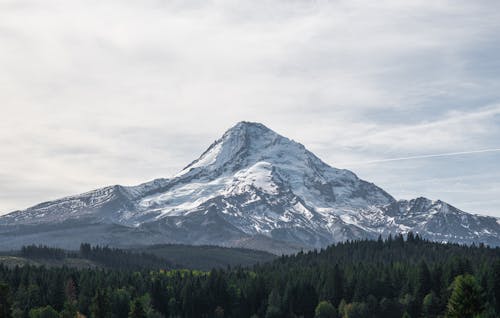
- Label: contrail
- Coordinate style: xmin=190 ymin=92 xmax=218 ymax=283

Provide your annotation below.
xmin=347 ymin=148 xmax=500 ymax=165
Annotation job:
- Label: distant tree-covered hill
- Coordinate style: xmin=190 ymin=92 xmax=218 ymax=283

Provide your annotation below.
xmin=0 ymin=243 xmax=277 ymax=271
xmin=137 ymin=244 xmax=277 ymax=270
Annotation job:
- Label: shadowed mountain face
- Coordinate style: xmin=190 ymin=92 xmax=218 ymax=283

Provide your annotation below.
xmin=1 ymin=122 xmax=499 ymax=253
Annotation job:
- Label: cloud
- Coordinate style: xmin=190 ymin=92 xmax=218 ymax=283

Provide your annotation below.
xmin=343 ymin=148 xmax=500 ymax=166
xmin=0 ymin=0 xmax=499 ymax=215
xmin=341 ymin=105 xmax=500 ymax=155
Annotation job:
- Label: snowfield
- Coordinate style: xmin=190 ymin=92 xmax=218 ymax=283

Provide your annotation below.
xmin=1 ymin=121 xmax=499 ymax=253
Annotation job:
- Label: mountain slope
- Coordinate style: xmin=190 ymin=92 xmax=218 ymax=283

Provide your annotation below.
xmin=1 ymin=121 xmax=499 ymax=252
xmin=380 ymin=197 xmax=500 ymax=246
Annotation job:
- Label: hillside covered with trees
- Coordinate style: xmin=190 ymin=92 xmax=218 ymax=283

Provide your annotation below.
xmin=1 ymin=234 xmax=500 ymax=317
xmin=0 ymin=243 xmax=276 ymax=272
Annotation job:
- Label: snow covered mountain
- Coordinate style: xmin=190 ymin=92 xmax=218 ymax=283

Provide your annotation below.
xmin=1 ymin=122 xmax=499 ymax=253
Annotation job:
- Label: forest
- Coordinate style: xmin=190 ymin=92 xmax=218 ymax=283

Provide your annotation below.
xmin=1 ymin=233 xmax=500 ymax=318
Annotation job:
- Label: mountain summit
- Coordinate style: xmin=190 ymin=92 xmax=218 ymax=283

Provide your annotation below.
xmin=1 ymin=122 xmax=499 ymax=253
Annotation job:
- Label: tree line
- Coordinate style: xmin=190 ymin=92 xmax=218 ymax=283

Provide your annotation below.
xmin=0 ymin=234 xmax=499 ymax=317
xmin=17 ymin=243 xmax=172 ymax=270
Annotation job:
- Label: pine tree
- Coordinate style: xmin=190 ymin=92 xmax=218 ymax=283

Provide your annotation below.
xmin=265 ymin=289 xmax=283 ymax=318
xmin=323 ymin=264 xmax=343 ymax=307
xmin=421 ymin=291 xmax=440 ymax=318
xmin=446 ymin=275 xmax=484 ymax=318
xmin=0 ymin=283 xmax=12 ymax=318
xmin=412 ymin=260 xmax=432 ymax=316
xmin=128 ymin=298 xmax=147 ymax=318
xmin=90 ymin=289 xmax=110 ymax=318
xmin=343 ymin=302 xmax=368 ymax=318
xmin=492 ymin=261 xmax=500 ymax=313
xmin=338 ymin=299 xmax=347 ymax=317
xmin=284 ymin=282 xmax=318 ymax=318
xmin=168 ymin=297 xmax=179 ymax=318
xmin=25 ymin=284 xmax=42 ymax=312
xmin=60 ymin=301 xmax=78 ymax=318
xmin=314 ymin=301 xmax=338 ymax=318
xmin=47 ymin=273 xmax=65 ymax=311
xmin=109 ymin=288 xmax=131 ymax=318
xmin=28 ymin=306 xmax=59 ymax=318
xmin=416 ymin=260 xmax=432 ymax=299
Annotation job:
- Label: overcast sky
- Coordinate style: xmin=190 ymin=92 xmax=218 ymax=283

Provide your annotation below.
xmin=1 ymin=0 xmax=499 ymax=217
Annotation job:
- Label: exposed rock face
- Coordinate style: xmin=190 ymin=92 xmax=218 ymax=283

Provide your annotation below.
xmin=1 ymin=122 xmax=499 ymax=253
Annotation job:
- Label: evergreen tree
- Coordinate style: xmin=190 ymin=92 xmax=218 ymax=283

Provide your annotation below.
xmin=47 ymin=273 xmax=65 ymax=311
xmin=181 ymin=279 xmax=196 ymax=318
xmin=415 ymin=260 xmax=432 ymax=300
xmin=60 ymin=301 xmax=78 ymax=318
xmin=379 ymin=298 xmax=403 ymax=318
xmin=28 ymin=306 xmax=59 ymax=318
xmin=167 ymin=297 xmax=179 ymax=318
xmin=446 ymin=275 xmax=484 ymax=318
xmin=11 ymin=308 xmax=23 ymax=318
xmin=421 ymin=291 xmax=440 ymax=318
xmin=0 ymin=283 xmax=12 ymax=318
xmin=24 ymin=284 xmax=42 ymax=312
xmin=410 ymin=260 xmax=432 ymax=316
xmin=129 ymin=298 xmax=147 ymax=318
xmin=109 ymin=288 xmax=131 ymax=318
xmin=284 ymin=282 xmax=318 ymax=318
xmin=80 ymin=243 xmax=91 ymax=258
xmin=407 ymin=232 xmax=415 ymax=243
xmin=338 ymin=299 xmax=347 ymax=317
xmin=90 ymin=289 xmax=111 ymax=318
xmin=150 ymin=278 xmax=167 ymax=315
xmin=474 ymin=304 xmax=497 ymax=318
xmin=343 ymin=302 xmax=368 ymax=318
xmin=492 ymin=261 xmax=500 ymax=313
xmin=314 ymin=301 xmax=338 ymax=318
xmin=320 ymin=264 xmax=343 ymax=307
xmin=265 ymin=289 xmax=283 ymax=318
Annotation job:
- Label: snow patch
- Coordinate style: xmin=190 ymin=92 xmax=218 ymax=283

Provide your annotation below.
xmin=293 ymin=202 xmax=313 ymax=219
xmin=191 ymin=142 xmax=222 ymax=169
xmin=175 ymin=142 xmax=223 ymax=177
xmin=230 ymin=162 xmax=278 ymax=195
xmin=138 ymin=176 xmax=231 ymax=217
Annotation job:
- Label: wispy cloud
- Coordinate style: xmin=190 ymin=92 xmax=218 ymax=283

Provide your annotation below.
xmin=343 ymin=148 xmax=500 ymax=166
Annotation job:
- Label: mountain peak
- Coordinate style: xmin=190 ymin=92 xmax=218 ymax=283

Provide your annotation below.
xmin=179 ymin=122 xmax=296 ymax=175
xmin=222 ymin=121 xmax=282 ymax=145
xmin=174 ymin=121 xmax=394 ymax=208
xmin=230 ymin=121 xmax=272 ymax=132
xmin=1 ymin=122 xmax=499 ymax=252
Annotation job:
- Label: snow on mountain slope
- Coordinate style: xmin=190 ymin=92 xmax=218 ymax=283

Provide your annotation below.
xmin=0 ymin=121 xmax=499 ymax=252
xmin=380 ymin=198 xmax=500 ymax=246
xmin=0 ymin=185 xmax=130 ymax=225
xmin=133 ymin=122 xmax=394 ymax=217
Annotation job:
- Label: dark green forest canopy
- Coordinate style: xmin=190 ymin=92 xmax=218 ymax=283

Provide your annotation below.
xmin=1 ymin=236 xmax=500 ymax=318
xmin=0 ymin=243 xmax=276 ymax=271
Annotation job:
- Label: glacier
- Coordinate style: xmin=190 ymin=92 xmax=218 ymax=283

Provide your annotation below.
xmin=1 ymin=121 xmax=499 ymax=254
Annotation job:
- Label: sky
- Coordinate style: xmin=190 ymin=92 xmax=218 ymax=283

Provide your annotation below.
xmin=0 ymin=0 xmax=499 ymax=216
